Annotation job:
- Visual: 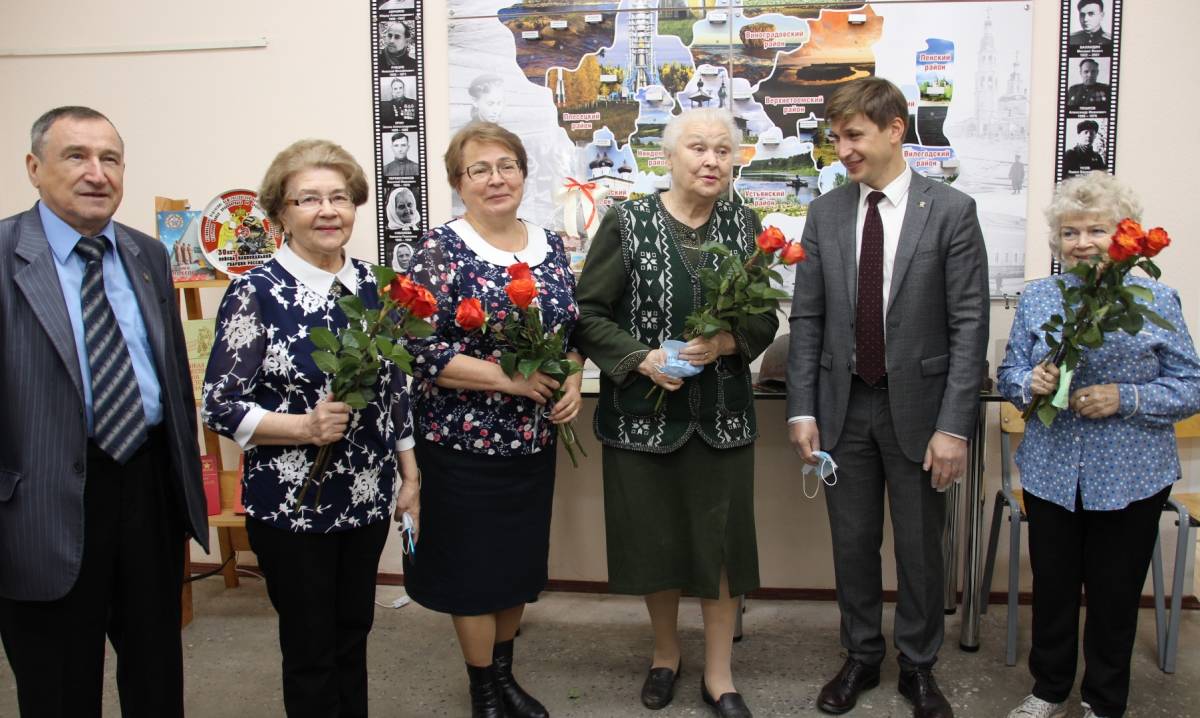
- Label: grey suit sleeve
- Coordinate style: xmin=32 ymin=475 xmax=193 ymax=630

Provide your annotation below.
xmin=786 ymin=207 xmax=825 ymax=419
xmin=936 ymin=197 xmax=989 ymax=437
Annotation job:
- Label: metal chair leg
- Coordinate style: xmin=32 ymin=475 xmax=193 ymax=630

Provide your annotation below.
xmin=1151 ymin=534 xmax=1167 ymax=671
xmin=1164 ymin=506 xmax=1194 ymax=674
xmin=1006 ymin=506 xmax=1022 ymax=667
xmin=981 ymin=491 xmax=1005 ymax=617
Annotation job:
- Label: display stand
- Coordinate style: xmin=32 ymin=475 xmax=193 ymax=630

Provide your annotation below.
xmin=175 ymin=278 xmax=247 ymax=629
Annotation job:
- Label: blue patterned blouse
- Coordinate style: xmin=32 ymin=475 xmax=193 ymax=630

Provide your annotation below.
xmin=998 ymin=274 xmax=1200 ymax=511
xmin=404 ymin=219 xmax=578 ymax=456
xmin=202 ymin=244 xmax=414 ymax=533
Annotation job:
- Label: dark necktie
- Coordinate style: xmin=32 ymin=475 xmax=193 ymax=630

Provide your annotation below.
xmin=855 ymin=191 xmax=887 ymax=386
xmin=75 ymin=236 xmax=147 ymax=463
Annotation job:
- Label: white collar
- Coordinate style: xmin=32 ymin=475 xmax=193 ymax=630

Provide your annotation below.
xmin=449 ymin=218 xmax=551 ymax=267
xmin=275 ymin=242 xmax=358 ymax=295
xmin=859 ymin=168 xmax=912 ymax=209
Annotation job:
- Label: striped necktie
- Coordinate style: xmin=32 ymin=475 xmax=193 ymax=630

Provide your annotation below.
xmin=75 ymin=236 xmax=147 ymax=463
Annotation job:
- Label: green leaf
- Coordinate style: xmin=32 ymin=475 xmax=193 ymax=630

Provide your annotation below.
xmin=1122 ymin=285 xmax=1153 ymax=303
xmin=1078 ymin=324 xmax=1102 ymax=348
xmin=1036 ymin=402 xmax=1059 ymax=428
xmin=403 ymin=317 xmax=434 ymax=338
xmin=518 ymin=358 xmax=540 ymax=379
xmin=337 ymin=354 xmax=360 ymax=373
xmin=344 ymin=329 xmax=370 ymax=350
xmin=375 ymin=336 xmax=394 ymax=356
xmin=371 ymin=265 xmax=397 ymax=290
xmin=1120 ymin=311 xmax=1144 ymax=335
xmin=338 ymin=295 xmax=365 ymax=320
xmin=312 ymin=351 xmax=339 ymax=374
xmin=699 ymin=242 xmax=731 ymax=256
xmin=1140 ymin=307 xmax=1176 ymax=331
xmin=309 ymin=327 xmax=340 ymax=352
xmin=1142 ymin=260 xmax=1162 ymax=280
xmin=342 ymin=391 xmax=367 ymax=410
xmin=500 ymin=352 xmax=519 ymax=378
xmin=540 ymin=359 xmax=565 ymax=378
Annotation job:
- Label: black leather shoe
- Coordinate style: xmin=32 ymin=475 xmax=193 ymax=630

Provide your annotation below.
xmin=816 ymin=658 xmax=881 ymax=715
xmin=898 ymin=667 xmax=954 ymax=718
xmin=701 ymin=678 xmax=752 ymax=717
xmin=466 ymin=663 xmax=508 ymax=718
xmin=492 ymin=640 xmax=548 ymax=718
xmin=640 ymin=663 xmax=680 ymax=710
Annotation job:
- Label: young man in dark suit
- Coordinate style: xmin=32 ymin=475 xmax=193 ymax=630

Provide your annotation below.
xmin=787 ymin=78 xmax=989 ymax=718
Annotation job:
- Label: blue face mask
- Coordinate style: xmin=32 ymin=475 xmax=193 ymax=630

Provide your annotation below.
xmin=801 ymin=450 xmax=839 ymax=499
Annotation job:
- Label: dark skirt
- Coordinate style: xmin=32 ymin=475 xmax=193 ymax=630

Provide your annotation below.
xmin=403 ymin=439 xmax=556 ymax=615
xmin=603 ymin=438 xmax=759 ymax=599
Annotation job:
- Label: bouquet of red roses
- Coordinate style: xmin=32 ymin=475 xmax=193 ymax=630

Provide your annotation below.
xmin=299 ymin=266 xmax=436 ymax=505
xmin=453 ymin=262 xmax=586 ymax=467
xmin=647 ymin=226 xmax=805 ymax=409
xmin=1024 ymin=218 xmax=1173 ymax=427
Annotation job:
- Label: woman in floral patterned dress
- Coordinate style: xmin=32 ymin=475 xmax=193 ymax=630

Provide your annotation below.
xmin=203 ymin=139 xmax=419 ymax=718
xmin=402 ymin=122 xmax=581 ymax=718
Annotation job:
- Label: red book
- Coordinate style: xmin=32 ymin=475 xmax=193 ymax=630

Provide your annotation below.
xmin=201 ymin=455 xmax=220 ymax=516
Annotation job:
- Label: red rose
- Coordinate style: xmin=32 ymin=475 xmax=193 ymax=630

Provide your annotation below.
xmin=507 ymin=262 xmax=532 ymax=280
xmin=1143 ymin=227 xmax=1170 ymax=258
xmin=780 ymin=241 xmax=807 ymax=265
xmin=409 ymin=286 xmax=438 ymax=318
xmin=1108 ymin=221 xmax=1143 ymax=262
xmin=756 ymin=226 xmax=787 ymax=254
xmin=505 ymin=277 xmax=538 ymax=309
xmin=454 ymin=297 xmax=486 ymax=330
xmin=388 ymin=275 xmax=419 ymax=306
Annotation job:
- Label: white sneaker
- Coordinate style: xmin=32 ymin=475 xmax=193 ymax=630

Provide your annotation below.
xmin=1007 ymin=694 xmax=1067 ymax=718
xmin=1081 ymin=702 xmax=1108 ymax=718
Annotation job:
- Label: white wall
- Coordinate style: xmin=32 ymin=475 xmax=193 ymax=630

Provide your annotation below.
xmin=2 ymin=0 xmax=1196 ymax=593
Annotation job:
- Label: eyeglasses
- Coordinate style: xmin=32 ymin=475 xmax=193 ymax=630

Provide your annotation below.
xmin=286 ymin=193 xmax=354 ymax=210
xmin=462 ymin=159 xmax=521 ymax=183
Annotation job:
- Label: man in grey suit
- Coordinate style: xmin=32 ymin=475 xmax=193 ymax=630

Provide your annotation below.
xmin=787 ymin=78 xmax=988 ymax=718
xmin=0 ymin=106 xmax=209 ymax=716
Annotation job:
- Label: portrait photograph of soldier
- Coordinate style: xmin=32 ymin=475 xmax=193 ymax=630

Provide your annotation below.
xmin=1069 ymin=0 xmax=1113 ymax=53
xmin=1062 ymin=118 xmax=1109 ymax=175
xmin=379 ymin=76 xmax=419 ymax=126
xmin=380 ymin=131 xmax=420 ymax=177
xmin=1066 ymin=57 xmax=1111 ymax=110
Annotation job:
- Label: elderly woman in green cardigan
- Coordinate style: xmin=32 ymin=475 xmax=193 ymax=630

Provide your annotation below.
xmin=574 ymin=108 xmax=777 ymax=718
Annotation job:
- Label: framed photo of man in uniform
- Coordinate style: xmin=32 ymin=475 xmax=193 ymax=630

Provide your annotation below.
xmin=379 ymin=76 xmax=419 ymax=127
xmin=1066 ymin=57 xmax=1111 ymax=110
xmin=380 ymin=131 xmax=421 ymax=177
xmin=1062 ymin=118 xmax=1109 ymax=175
xmin=1068 ymin=0 xmax=1113 ymax=53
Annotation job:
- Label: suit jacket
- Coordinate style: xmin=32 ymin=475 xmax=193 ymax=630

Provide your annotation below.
xmin=786 ymin=171 xmax=989 ymax=463
xmin=0 ymin=205 xmax=209 ymax=601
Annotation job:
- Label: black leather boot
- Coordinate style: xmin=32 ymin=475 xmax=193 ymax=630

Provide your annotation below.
xmin=466 ymin=663 xmax=508 ymax=718
xmin=492 ymin=639 xmax=549 ymax=718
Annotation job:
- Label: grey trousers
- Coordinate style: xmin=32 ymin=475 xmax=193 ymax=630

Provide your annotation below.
xmin=824 ymin=377 xmax=947 ymax=668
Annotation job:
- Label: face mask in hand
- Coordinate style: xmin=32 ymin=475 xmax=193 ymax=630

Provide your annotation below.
xmin=801 ymin=450 xmax=839 ymax=499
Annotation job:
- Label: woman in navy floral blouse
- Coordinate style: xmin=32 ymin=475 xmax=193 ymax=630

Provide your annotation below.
xmin=202 ymin=140 xmax=419 ymax=717
xmin=998 ymin=172 xmax=1200 ymax=718
xmin=402 ymin=122 xmax=581 ymax=718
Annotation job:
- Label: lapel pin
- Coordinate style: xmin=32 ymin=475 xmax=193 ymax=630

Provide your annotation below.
xmin=918 ymin=201 xmax=927 ymax=208
xmin=143 ymin=272 xmax=151 ymax=282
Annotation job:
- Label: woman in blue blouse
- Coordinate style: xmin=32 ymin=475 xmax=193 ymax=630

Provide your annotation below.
xmin=203 ymin=139 xmax=419 ymax=717
xmin=403 ymin=122 xmax=582 ymax=718
xmin=998 ymin=172 xmax=1200 ymax=718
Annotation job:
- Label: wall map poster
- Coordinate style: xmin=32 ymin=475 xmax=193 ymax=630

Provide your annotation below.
xmin=447 ymin=0 xmax=1032 ymax=295
xmin=373 ymin=0 xmax=428 ymax=272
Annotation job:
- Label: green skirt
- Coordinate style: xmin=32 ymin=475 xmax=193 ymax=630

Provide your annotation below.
xmin=602 ymin=437 xmax=759 ymax=599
